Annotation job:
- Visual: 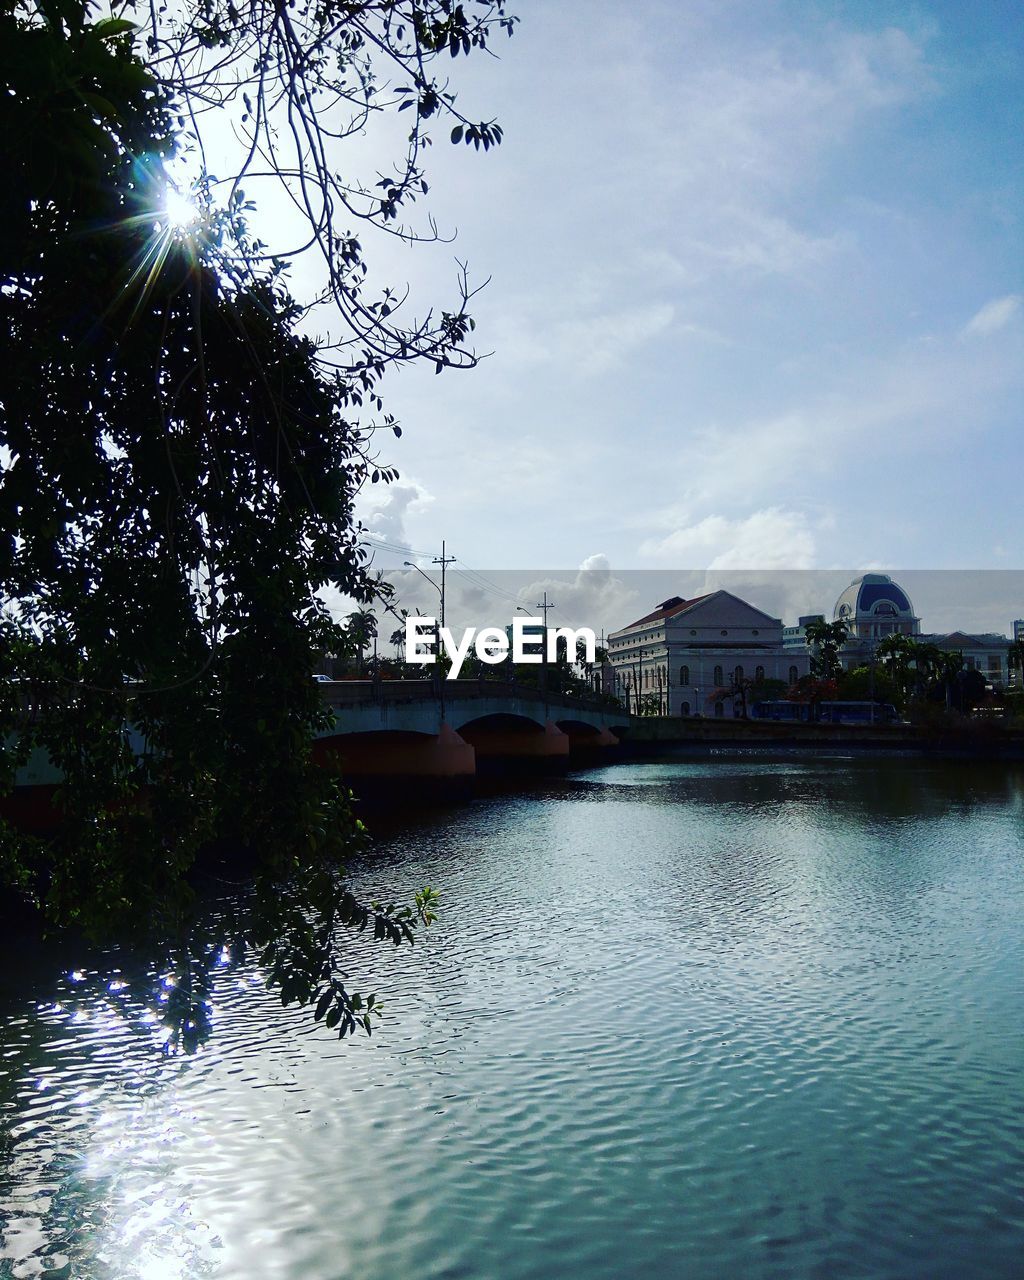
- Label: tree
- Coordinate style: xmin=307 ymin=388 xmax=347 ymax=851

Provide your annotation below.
xmin=390 ymin=612 xmax=409 ymax=662
xmin=906 ymin=641 xmax=942 ymax=699
xmin=836 ymin=666 xmax=899 ymax=707
xmin=751 ymin=676 xmax=787 ymax=700
xmin=345 ymin=608 xmax=379 ymax=675
xmin=1008 ymin=639 xmax=1024 ymax=692
xmin=931 ymin=650 xmax=965 ymax=710
xmin=788 ymin=675 xmax=839 ymax=718
xmin=142 ymin=0 xmax=517 ymax=375
xmin=712 ymin=674 xmax=759 ymax=719
xmin=804 ymin=617 xmax=848 ymax=681
xmin=0 ymin=0 xmax=510 ymax=1049
xmin=876 ymin=632 xmax=912 ymax=686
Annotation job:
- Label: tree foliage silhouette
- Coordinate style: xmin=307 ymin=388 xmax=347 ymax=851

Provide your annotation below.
xmin=0 ymin=0 xmax=510 ymax=1048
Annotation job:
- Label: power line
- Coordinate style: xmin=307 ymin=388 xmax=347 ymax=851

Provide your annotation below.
xmin=361 ymin=535 xmax=588 ymax=629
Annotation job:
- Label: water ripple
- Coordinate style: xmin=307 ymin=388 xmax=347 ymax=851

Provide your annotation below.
xmin=1 ymin=757 xmax=1022 ymax=1279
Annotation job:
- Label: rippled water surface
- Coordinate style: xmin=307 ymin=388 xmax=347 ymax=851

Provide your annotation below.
xmin=2 ymin=757 xmax=1023 ymax=1279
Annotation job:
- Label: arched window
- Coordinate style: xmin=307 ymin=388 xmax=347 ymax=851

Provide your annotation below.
xmin=681 ymin=701 xmax=690 ymax=717
xmin=715 ymin=701 xmax=724 ymax=717
xmin=644 ymin=669 xmax=649 ymax=688
xmin=788 ymin=665 xmax=798 ymax=686
xmin=679 ymin=664 xmax=690 ymax=686
xmin=734 ymin=665 xmax=744 ymax=683
xmin=755 ymin=665 xmax=765 ymax=683
xmin=714 ymin=665 xmax=723 ymax=686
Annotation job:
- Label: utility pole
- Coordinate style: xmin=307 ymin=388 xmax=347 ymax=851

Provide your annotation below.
xmin=432 ymin=540 xmax=455 ymax=632
xmin=535 ymin=591 xmax=555 ymax=630
xmin=403 ymin=545 xmax=453 ymax=722
xmin=535 ymin=592 xmax=554 ymax=703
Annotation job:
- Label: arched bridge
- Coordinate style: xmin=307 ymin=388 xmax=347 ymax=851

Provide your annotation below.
xmin=313 ymin=679 xmax=629 ymax=795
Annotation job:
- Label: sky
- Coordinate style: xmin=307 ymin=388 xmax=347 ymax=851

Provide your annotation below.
xmin=368 ymin=568 xmax=1024 ymax=648
xmin=197 ymin=0 xmax=1024 ymax=630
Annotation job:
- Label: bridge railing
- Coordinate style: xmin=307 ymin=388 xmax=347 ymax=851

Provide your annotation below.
xmin=320 ymin=678 xmax=623 ymax=718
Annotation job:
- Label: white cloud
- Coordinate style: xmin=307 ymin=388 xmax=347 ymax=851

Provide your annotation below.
xmin=605 ymin=22 xmax=933 ymax=287
xmin=962 ymin=295 xmax=1022 ymax=339
xmin=682 ymin=210 xmax=846 ymax=278
xmin=357 ymin=480 xmax=434 ymax=554
xmin=626 ymin=320 xmax=1023 ymax=549
xmin=301 ymin=4 xmax=1019 ymax=575
xmin=495 ymin=301 xmax=675 ymax=376
xmin=518 ymin=556 xmax=642 ymax=634
xmin=639 ymin=508 xmax=817 ymax=570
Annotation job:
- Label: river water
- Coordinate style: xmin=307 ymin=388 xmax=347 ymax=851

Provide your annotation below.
xmin=1 ymin=756 xmax=1022 ymax=1279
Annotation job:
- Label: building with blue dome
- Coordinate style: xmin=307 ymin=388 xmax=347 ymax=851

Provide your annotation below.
xmin=829 ymin=574 xmax=1010 ymax=686
xmin=833 ymin=573 xmax=921 ymax=644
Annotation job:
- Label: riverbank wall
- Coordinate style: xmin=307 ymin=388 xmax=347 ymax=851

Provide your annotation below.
xmin=617 ymin=716 xmax=1024 ymax=759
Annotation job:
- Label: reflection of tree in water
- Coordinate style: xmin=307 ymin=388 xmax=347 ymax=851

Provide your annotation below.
xmin=615 ymin=757 xmax=1024 ymax=823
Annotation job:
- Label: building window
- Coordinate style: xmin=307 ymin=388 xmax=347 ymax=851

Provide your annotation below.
xmin=715 ymin=701 xmax=724 ymax=718
xmin=752 ymin=629 xmax=759 ymax=635
xmin=681 ymin=702 xmax=690 ymax=717
xmin=734 ymin=665 xmax=744 ymax=683
xmin=690 ymin=629 xmax=697 ymax=636
xmin=714 ymin=665 xmax=723 ymax=686
xmin=679 ymin=664 xmax=690 ymax=686
xmin=721 ymin=629 xmax=728 ymax=636
xmin=788 ymin=665 xmax=798 ymax=685
xmin=755 ymin=665 xmax=765 ymax=683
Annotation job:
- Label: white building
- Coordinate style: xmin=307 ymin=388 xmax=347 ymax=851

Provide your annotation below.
xmin=607 ymin=591 xmax=809 ymax=717
xmin=921 ymin=631 xmax=1010 ymax=689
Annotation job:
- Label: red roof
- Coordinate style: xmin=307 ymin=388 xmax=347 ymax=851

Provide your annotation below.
xmin=623 ymin=594 xmax=712 ymax=630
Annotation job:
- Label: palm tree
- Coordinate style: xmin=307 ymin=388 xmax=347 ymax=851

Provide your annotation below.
xmin=876 ymin=632 xmax=914 ymax=701
xmin=345 ymin=608 xmax=377 ymax=675
xmin=907 ymin=641 xmax=941 ymax=698
xmin=936 ymin=649 xmax=965 ymax=710
xmin=804 ymin=617 xmax=848 ymax=681
xmin=389 ymin=609 xmax=409 ymax=662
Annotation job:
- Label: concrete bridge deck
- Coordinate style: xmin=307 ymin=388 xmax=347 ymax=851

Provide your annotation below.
xmin=318 ymin=678 xmax=628 ymax=734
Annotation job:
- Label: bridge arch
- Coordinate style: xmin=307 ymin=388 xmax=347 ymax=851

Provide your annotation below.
xmin=452 ymin=710 xmax=547 ymax=735
xmin=455 ymin=712 xmax=570 ymax=773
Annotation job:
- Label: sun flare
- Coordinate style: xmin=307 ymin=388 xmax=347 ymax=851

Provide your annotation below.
xmin=164 ymin=188 xmax=199 ymax=229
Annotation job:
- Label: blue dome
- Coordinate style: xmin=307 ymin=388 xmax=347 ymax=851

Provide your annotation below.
xmin=834 ymin=574 xmax=916 ymax=623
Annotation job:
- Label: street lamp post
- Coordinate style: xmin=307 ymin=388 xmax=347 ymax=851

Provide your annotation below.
xmin=404 ymin=560 xmax=444 ymax=622
xmin=403 ymin=559 xmax=446 ymax=719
